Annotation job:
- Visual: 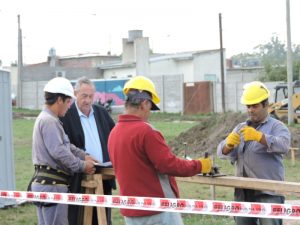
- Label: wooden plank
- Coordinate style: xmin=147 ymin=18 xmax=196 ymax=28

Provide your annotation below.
xmin=81 ymin=180 xmax=98 ymax=188
xmin=82 ymin=174 xmax=110 ymax=225
xmin=97 ymin=168 xmax=115 ymax=177
xmin=101 ymin=168 xmax=300 ymax=193
xmin=176 ymin=175 xmax=300 ymax=193
xmin=94 ymin=174 xmax=107 ymax=225
xmin=83 ymin=187 xmax=94 ymax=225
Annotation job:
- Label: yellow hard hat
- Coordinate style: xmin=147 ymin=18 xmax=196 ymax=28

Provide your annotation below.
xmin=241 ymin=81 xmax=270 ymax=105
xmin=123 ymin=76 xmax=160 ymax=104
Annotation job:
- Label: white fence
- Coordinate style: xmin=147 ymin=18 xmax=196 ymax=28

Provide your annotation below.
xmin=21 ymin=74 xmax=185 ymax=113
xmin=21 ymin=78 xmax=282 ymax=114
xmin=214 ymin=81 xmax=280 ymax=113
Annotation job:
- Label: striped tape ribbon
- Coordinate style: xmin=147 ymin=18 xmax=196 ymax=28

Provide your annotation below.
xmin=1 ymin=190 xmax=300 ymax=219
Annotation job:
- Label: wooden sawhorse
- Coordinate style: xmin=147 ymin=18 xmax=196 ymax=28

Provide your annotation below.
xmin=290 ymin=147 xmax=299 ymax=166
xmin=81 ymin=168 xmax=115 ymax=225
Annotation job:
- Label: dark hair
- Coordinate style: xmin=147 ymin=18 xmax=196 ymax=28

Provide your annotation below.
xmin=261 ymin=99 xmax=269 ymax=107
xmin=125 ymin=97 xmax=146 ymax=109
xmin=44 ymin=92 xmax=70 ymax=105
xmin=125 ymin=89 xmax=152 ymax=109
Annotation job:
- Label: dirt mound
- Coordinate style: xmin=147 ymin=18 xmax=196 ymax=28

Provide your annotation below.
xmin=169 ymin=112 xmax=247 ymax=157
xmin=169 ymin=112 xmax=300 ymax=158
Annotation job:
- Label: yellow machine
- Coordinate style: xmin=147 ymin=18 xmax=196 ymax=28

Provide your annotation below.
xmin=268 ymin=80 xmax=300 ymax=123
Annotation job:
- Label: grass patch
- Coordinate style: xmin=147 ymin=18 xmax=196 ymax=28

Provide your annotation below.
xmin=151 ymin=120 xmax=197 ymax=143
xmin=13 ymin=107 xmax=40 ymax=115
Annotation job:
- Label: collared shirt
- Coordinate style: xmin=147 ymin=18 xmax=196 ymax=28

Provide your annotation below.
xmin=32 ymin=107 xmax=86 ymax=175
xmin=75 ymin=103 xmax=103 ymax=162
xmin=217 ymin=116 xmax=291 ymax=195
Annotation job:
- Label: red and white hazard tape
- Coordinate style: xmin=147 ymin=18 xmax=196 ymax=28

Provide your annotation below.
xmin=1 ymin=190 xmax=300 ymax=219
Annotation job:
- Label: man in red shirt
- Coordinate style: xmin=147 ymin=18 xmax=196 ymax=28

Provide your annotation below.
xmin=108 ymin=76 xmax=212 ymax=225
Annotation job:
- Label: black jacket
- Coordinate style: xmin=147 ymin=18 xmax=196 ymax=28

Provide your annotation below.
xmin=60 ymin=102 xmax=115 ymax=225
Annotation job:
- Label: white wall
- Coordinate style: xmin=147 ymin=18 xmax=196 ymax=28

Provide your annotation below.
xmin=21 ymin=81 xmax=47 ymax=109
xmin=227 ymin=68 xmax=263 ymax=82
xmin=214 ymin=81 xmax=280 ymax=113
xmin=149 ymin=58 xmax=194 ymax=83
xmin=149 ymin=59 xmax=178 ymax=75
xmin=193 ymin=51 xmax=223 ymax=82
xmin=135 ymin=37 xmax=150 ymax=75
xmin=150 ymin=74 xmax=184 ymax=113
xmin=175 ymin=60 xmax=194 ymax=82
xmin=103 ymin=67 xmax=135 ymax=79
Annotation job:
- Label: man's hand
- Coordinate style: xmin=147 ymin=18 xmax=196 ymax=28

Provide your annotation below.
xmin=84 ymin=160 xmax=96 ymax=175
xmin=240 ymin=126 xmax=263 ymax=142
xmin=85 ymin=154 xmax=98 ymax=163
xmin=226 ymin=132 xmax=241 ymax=149
xmin=198 ymin=158 xmax=212 ymax=174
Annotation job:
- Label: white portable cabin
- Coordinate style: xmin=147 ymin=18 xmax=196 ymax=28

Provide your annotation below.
xmin=0 ymin=70 xmax=16 ymax=207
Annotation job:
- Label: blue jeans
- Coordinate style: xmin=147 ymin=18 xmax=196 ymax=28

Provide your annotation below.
xmin=234 ymin=189 xmax=284 ymax=225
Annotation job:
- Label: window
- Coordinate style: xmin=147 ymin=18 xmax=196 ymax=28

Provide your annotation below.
xmin=204 ymin=74 xmax=217 ymax=82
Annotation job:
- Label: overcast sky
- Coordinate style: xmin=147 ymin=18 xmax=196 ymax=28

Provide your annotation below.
xmin=0 ymin=0 xmax=299 ymax=66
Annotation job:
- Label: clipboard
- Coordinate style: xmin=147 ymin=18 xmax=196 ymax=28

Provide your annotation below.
xmin=94 ymin=161 xmax=112 ymax=173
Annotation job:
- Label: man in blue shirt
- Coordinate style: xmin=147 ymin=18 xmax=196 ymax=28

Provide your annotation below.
xmin=60 ymin=77 xmax=115 ymax=225
xmin=217 ymin=81 xmax=291 ymax=225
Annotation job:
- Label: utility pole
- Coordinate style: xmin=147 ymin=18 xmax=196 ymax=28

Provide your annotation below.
xmin=286 ymin=0 xmax=293 ymax=125
xmin=17 ymin=14 xmax=23 ymax=108
xmin=219 ymin=13 xmax=225 ymax=113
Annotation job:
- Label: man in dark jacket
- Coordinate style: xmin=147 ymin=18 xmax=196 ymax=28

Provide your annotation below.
xmin=60 ymin=77 xmax=115 ymax=225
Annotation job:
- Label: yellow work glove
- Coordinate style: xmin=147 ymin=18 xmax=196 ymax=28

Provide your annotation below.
xmin=198 ymin=158 xmax=212 ymax=174
xmin=226 ymin=132 xmax=241 ymax=149
xmin=240 ymin=126 xmax=263 ymax=142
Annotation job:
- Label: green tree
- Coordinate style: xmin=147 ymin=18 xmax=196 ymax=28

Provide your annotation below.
xmin=231 ymin=52 xmax=261 ymax=68
xmin=230 ymin=35 xmax=300 ymax=82
xmin=293 ymin=44 xmax=300 ymax=80
xmin=255 ymin=35 xmax=300 ymax=81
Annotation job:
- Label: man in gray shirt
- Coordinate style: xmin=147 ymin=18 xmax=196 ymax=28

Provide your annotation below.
xmin=217 ymin=81 xmax=290 ymax=225
xmin=29 ymin=77 xmax=96 ymax=225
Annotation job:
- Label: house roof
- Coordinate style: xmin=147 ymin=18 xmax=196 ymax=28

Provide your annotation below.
xmin=98 ymin=62 xmax=136 ymax=70
xmin=98 ymin=49 xmax=222 ymax=70
xmin=150 ymin=49 xmax=221 ymax=62
xmin=23 ymin=49 xmax=222 ymax=70
xmin=60 ymin=53 xmax=120 ymax=60
xmin=227 ymin=66 xmax=263 ymax=71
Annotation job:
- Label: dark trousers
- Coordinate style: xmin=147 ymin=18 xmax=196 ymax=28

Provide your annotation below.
xmin=234 ymin=189 xmax=284 ymax=225
xmin=92 ymin=206 xmax=112 ymax=225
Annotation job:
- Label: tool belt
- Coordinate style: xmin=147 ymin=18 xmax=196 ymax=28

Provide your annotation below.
xmin=31 ymin=165 xmax=71 ymax=186
xmin=27 ymin=165 xmax=71 ymax=208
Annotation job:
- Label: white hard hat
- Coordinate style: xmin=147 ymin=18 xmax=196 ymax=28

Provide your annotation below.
xmin=43 ymin=77 xmax=75 ymax=98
